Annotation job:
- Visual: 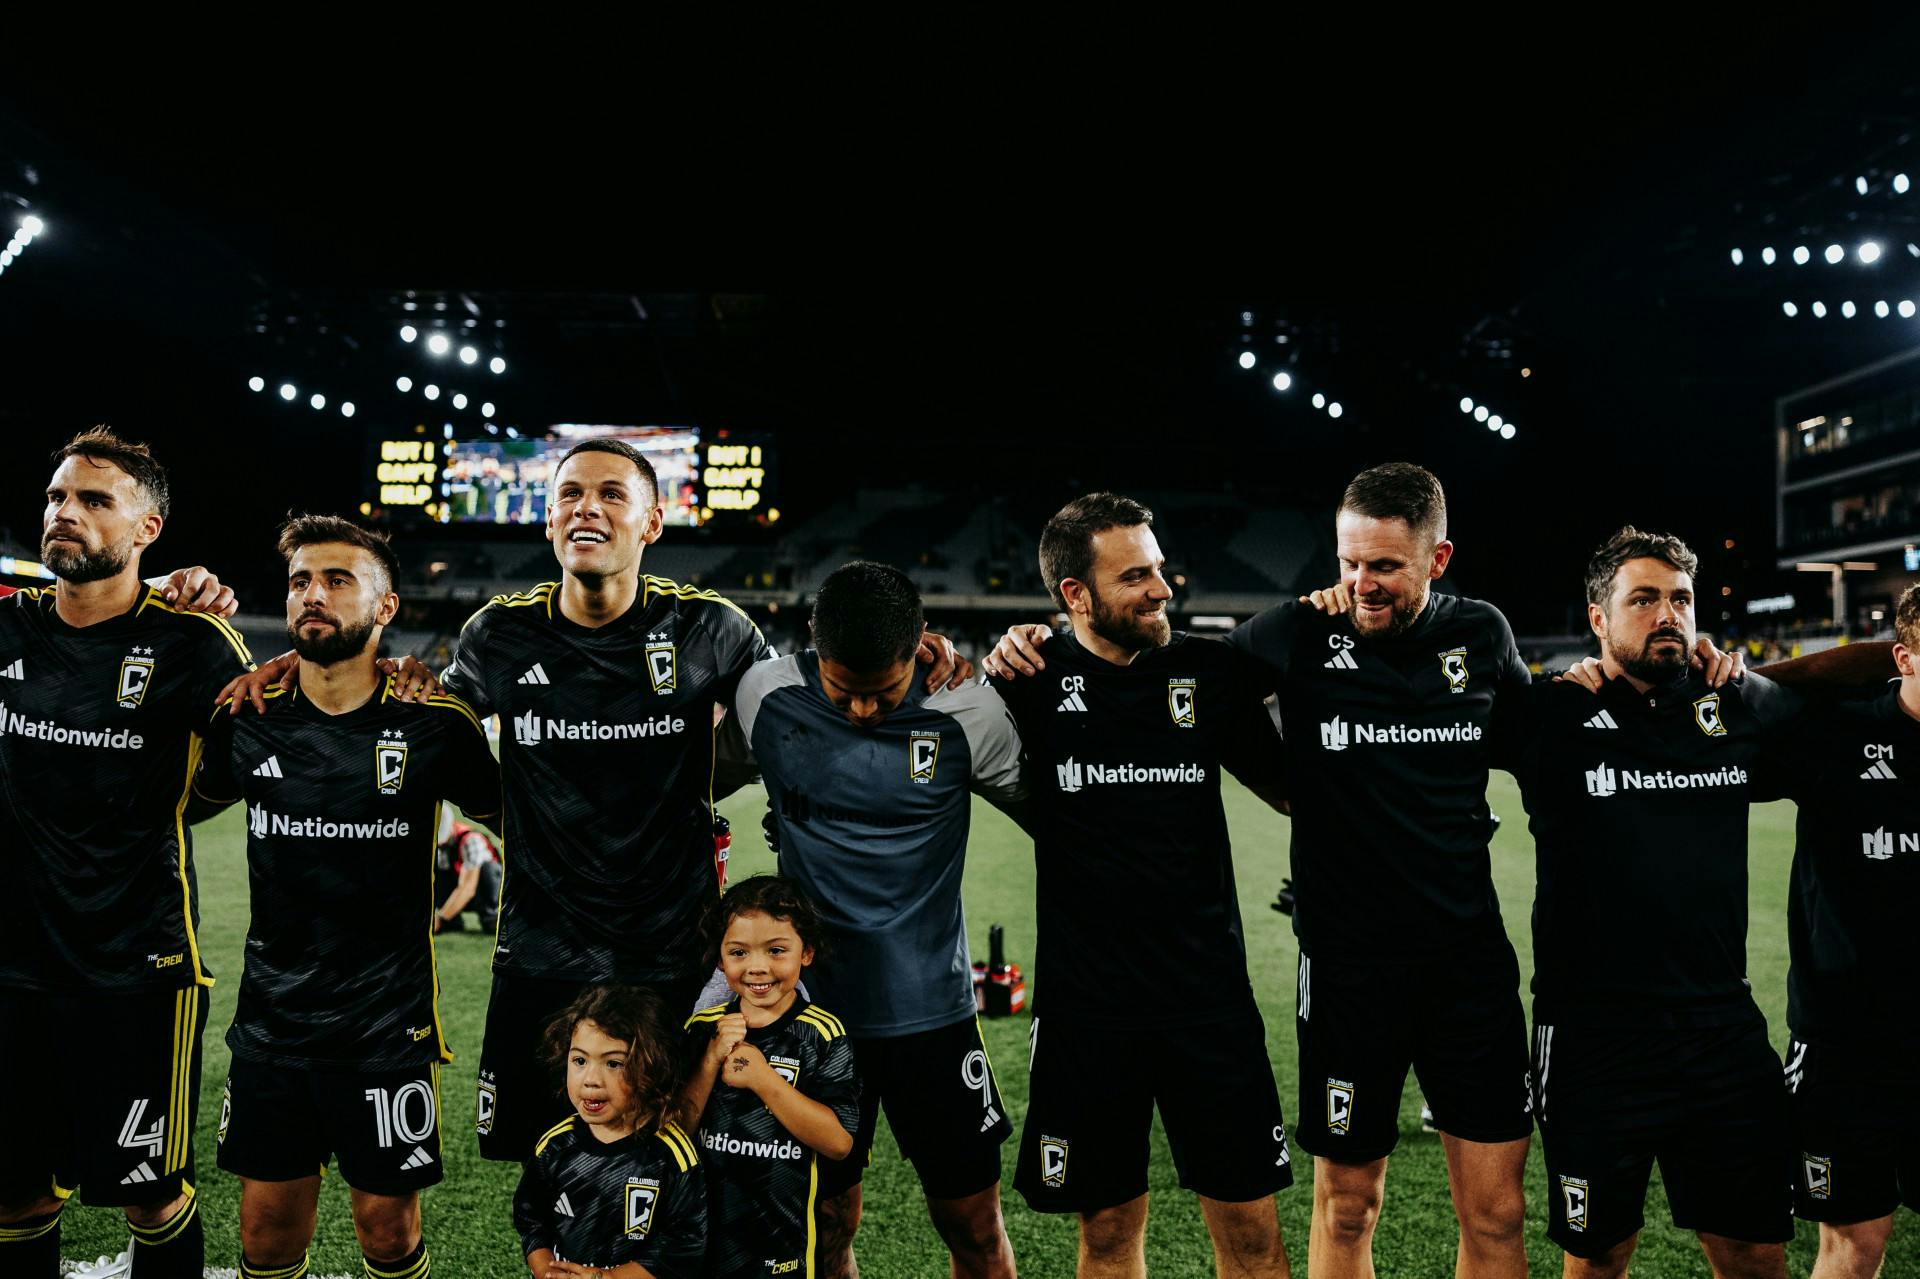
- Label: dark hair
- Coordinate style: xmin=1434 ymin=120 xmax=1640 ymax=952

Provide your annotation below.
xmin=542 ymin=985 xmax=689 ymax=1134
xmin=810 ymin=561 xmax=924 ymax=671
xmin=1895 ymin=583 xmax=1920 ymax=651
xmin=1339 ymin=463 xmax=1446 ymax=549
xmin=1038 ymin=492 xmax=1154 ymax=610
xmin=1584 ymin=526 xmax=1700 ymax=606
xmin=556 ymin=439 xmax=659 ymax=507
xmin=276 ymin=514 xmax=400 ymax=595
xmin=54 ymin=426 xmax=170 ymax=521
xmin=702 ymin=874 xmax=829 ymax=971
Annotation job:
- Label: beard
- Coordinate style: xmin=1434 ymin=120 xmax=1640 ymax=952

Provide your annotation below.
xmin=1348 ymin=579 xmax=1428 ymax=639
xmin=1614 ymin=626 xmax=1691 ymax=684
xmin=42 ymin=531 xmax=131 ymax=584
xmin=1086 ymin=585 xmax=1172 ymax=653
xmin=288 ymin=609 xmax=380 ymax=665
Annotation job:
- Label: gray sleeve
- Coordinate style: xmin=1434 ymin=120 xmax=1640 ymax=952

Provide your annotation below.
xmin=731 ymin=656 xmax=807 ymax=747
xmin=933 ymin=680 xmax=1028 ymax=807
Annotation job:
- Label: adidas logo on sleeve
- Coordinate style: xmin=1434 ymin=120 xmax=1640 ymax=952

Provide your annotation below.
xmin=1583 ymin=711 xmax=1619 ymax=730
xmin=1861 ymin=759 xmax=1898 ymax=781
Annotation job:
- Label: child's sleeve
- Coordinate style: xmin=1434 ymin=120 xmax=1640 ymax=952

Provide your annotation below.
xmin=644 ymin=1164 xmax=709 ymax=1279
xmin=809 ymin=1029 xmax=863 ymax=1143
xmin=511 ymin=1152 xmax=556 ymax=1257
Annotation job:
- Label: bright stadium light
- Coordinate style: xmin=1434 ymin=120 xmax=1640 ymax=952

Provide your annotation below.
xmin=1312 ymin=393 xmax=1326 ymax=409
xmin=489 ymin=356 xmax=506 ymax=375
xmin=400 ymin=325 xmax=418 ymax=342
xmin=1876 ymin=300 xmax=1891 ymax=318
xmin=309 ymin=393 xmax=326 ymax=410
xmin=426 ymin=333 xmax=451 ymax=356
xmin=340 ymin=401 xmax=356 ymax=418
xmin=1237 ymin=351 xmax=1256 ymax=370
xmin=279 ymin=383 xmax=297 ymax=401
xmin=396 ymin=376 xmax=413 ymax=392
xmin=1327 ymin=402 xmax=1343 ymax=418
xmin=1842 ymin=300 xmax=1858 ymax=318
xmin=452 ymin=392 xmax=468 ymax=410
xmin=1730 ymin=248 xmax=1744 ymax=266
xmin=424 ymin=384 xmax=440 ymax=401
xmin=1474 ymin=405 xmax=1490 ymax=422
xmin=248 ymin=376 xmax=265 ymax=392
xmin=0 ymin=251 xmax=12 ymax=268
xmin=19 ymin=215 xmax=43 ymax=237
xmin=1761 ymin=246 xmax=1777 ymax=265
xmin=1902 ymin=300 xmax=1916 ymax=318
xmin=1794 ymin=245 xmax=1811 ymax=265
xmin=1857 ymin=176 xmax=1871 ymax=196
xmin=443 ymin=423 xmax=453 ymax=439
xmin=1460 ymin=397 xmax=1474 ymax=413
xmin=1860 ymin=241 xmax=1883 ymax=264
xmin=1782 ymin=301 xmax=1799 ymax=317
xmin=1812 ymin=301 xmax=1827 ymax=317
xmin=1826 ymin=244 xmax=1845 ymax=264
xmin=1271 ymin=372 xmax=1292 ymax=391
xmin=481 ymin=401 xmax=496 ymax=417
xmin=1500 ymin=423 xmax=1516 ymax=439
xmin=459 ymin=345 xmax=478 ymax=365
xmin=1488 ymin=414 xmax=1503 ymax=430
xmin=1898 ymin=173 xmax=1912 ymax=194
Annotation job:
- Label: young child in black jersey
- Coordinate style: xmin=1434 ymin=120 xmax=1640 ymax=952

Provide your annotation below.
xmin=513 ymin=986 xmax=707 ymax=1279
xmin=684 ymin=876 xmax=860 ymax=1279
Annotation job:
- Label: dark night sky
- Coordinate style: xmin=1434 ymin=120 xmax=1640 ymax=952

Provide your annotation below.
xmin=4 ymin=35 xmax=1920 ymax=632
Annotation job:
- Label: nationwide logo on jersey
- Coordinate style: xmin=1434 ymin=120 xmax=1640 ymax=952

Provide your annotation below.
xmin=1585 ymin=764 xmax=1616 ymax=797
xmin=1057 ymin=675 xmax=1089 ymax=713
xmin=1585 ymin=761 xmax=1748 ymax=798
xmin=1051 ymin=755 xmax=1205 ymax=792
xmin=1168 ymin=678 xmax=1196 ymax=727
xmin=909 ymin=730 xmax=941 ymax=784
xmin=1040 ymin=1135 xmax=1069 ymax=1187
xmin=1559 ymin=1175 xmax=1590 ymax=1231
xmin=376 ymin=729 xmax=409 ymax=795
xmin=1318 ymin=715 xmax=1482 ymax=753
xmin=248 ymin=803 xmax=268 ymax=839
xmin=646 ymin=632 xmax=677 ymax=694
xmin=768 ymin=1054 xmax=802 ymax=1088
xmin=1057 ymin=757 xmax=1084 ymax=793
xmin=0 ymin=701 xmax=146 ymax=751
xmin=1439 ymin=647 xmax=1469 ymax=693
xmin=1693 ymin=693 xmax=1727 ymax=737
xmin=624 ymin=1177 xmax=660 ymax=1238
xmin=0 ymin=658 xmax=20 ymax=679
xmin=1860 ymin=828 xmax=1918 ymax=860
xmin=475 ymin=1072 xmax=497 ymax=1135
xmin=513 ymin=709 xmax=688 ymax=746
xmin=1325 ymin=1079 xmax=1355 ymax=1134
xmin=1583 ymin=710 xmax=1619 ymax=730
xmin=1803 ymin=1155 xmax=1832 ymax=1201
xmin=117 ymin=646 xmax=156 ymax=709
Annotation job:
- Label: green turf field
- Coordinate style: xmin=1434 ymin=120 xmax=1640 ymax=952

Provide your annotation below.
xmin=58 ymin=776 xmax=1919 ymax=1276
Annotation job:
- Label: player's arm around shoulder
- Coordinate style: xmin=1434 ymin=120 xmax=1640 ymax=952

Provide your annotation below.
xmin=186 ymin=696 xmax=249 ymax=823
xmin=416 ymin=685 xmax=503 ymax=830
xmin=935 ymin=676 xmax=1031 ymax=813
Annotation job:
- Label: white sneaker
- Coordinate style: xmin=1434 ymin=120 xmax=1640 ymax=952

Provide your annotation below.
xmin=66 ymin=1247 xmax=132 ymax=1278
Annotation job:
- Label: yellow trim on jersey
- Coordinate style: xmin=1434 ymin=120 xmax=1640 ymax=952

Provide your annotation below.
xmin=365 ymin=1243 xmax=431 ymax=1279
xmin=173 ymin=734 xmax=214 ymax=987
xmin=166 ymin=987 xmax=199 ymax=1172
xmin=797 ymin=1008 xmax=846 ymax=1042
xmin=805 ymin=1155 xmax=820 ymax=1277
xmin=465 ymin=582 xmax=557 ymax=630
xmin=241 ymin=1257 xmax=313 ymax=1279
xmin=421 ymin=691 xmax=485 ymax=737
xmin=128 ymin=1182 xmax=197 ymax=1244
xmin=139 ymin=588 xmax=258 ymax=669
xmin=533 ymin=1116 xmax=577 ymax=1157
xmin=640 ymin=574 xmax=757 ymax=627
xmin=427 ymin=802 xmax=452 ymax=1065
xmin=655 ymin=1122 xmax=698 ymax=1171
xmin=685 ymin=1003 xmax=731 ymax=1029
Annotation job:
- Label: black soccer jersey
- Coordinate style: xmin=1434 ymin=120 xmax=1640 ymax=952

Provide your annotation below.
xmin=1227 ymin=594 xmax=1530 ymax=960
xmin=994 ymin=630 xmax=1284 ymax=1027
xmin=194 ymin=678 xmax=501 ymax=1068
xmin=1495 ymin=671 xmax=1800 ymax=1024
xmin=0 ymin=585 xmax=253 ymax=993
xmin=1780 ymin=687 xmax=1920 ymax=1043
xmin=513 ymin=1117 xmax=707 ymax=1278
xmin=685 ymin=998 xmax=860 ymax=1278
xmin=440 ymin=577 xmax=772 ymax=983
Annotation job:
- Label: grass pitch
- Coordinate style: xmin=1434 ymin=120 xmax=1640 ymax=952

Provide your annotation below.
xmin=58 ymin=778 xmax=1918 ymax=1276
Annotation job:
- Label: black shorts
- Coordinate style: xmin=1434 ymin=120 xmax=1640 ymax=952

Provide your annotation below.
xmin=475 ymin=970 xmax=709 ymax=1161
xmin=1532 ymin=1014 xmax=1794 ymax=1258
xmin=1785 ymin=1035 xmax=1920 ymax=1224
xmin=217 ymin=1055 xmax=443 ymax=1195
xmin=821 ymin=1015 xmax=1013 ymax=1202
xmin=0 ymin=985 xmax=208 ymax=1207
xmin=1014 ymin=1008 xmax=1292 ymax=1214
xmin=1294 ymin=939 xmax=1531 ymax=1162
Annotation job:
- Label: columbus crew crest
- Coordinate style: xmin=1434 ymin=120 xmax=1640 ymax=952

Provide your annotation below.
xmin=645 ymin=634 xmax=677 ymax=694
xmin=375 ymin=730 xmax=409 ymax=795
xmin=1559 ymin=1175 xmax=1590 ymax=1231
xmin=217 ymin=1078 xmax=232 ymax=1145
xmin=117 ymin=647 xmax=156 ymax=709
xmin=474 ymin=1073 xmax=497 ymax=1135
xmin=1168 ymin=678 xmax=1197 ymax=727
xmin=1039 ymin=1135 xmax=1069 ymax=1187
xmin=1326 ymin=1079 xmax=1355 ymax=1134
xmin=910 ymin=730 xmax=941 ymax=784
xmin=1803 ymin=1154 xmax=1832 ymax=1200
xmin=625 ymin=1177 xmax=660 ymax=1238
xmin=1693 ymin=693 xmax=1727 ymax=737
xmin=769 ymin=1054 xmax=801 ymax=1087
xmin=1440 ymin=647 xmax=1470 ymax=693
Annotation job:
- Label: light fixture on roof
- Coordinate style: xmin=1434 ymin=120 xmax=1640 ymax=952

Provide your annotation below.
xmin=19 ymin=215 xmax=43 ymax=238
xmin=1783 ymin=301 xmax=1799 ymax=317
xmin=1474 ymin=405 xmax=1490 ymax=422
xmin=340 ymin=402 xmax=356 ymax=418
xmin=1238 ymin=351 xmax=1256 ymax=370
xmin=279 ymin=383 xmax=297 ymax=401
xmin=1901 ymin=300 xmax=1916 ymax=318
xmin=1327 ymin=402 xmax=1343 ymax=418
xmin=1897 ymin=174 xmax=1912 ymax=194
xmin=248 ymin=376 xmax=265 ymax=392
xmin=458 ymin=345 xmax=478 ymax=365
xmin=1794 ymin=245 xmax=1812 ymax=265
xmin=1859 ymin=241 xmax=1882 ymax=264
xmin=1312 ymin=393 xmax=1326 ymax=409
xmin=481 ymin=401 xmax=496 ymax=417
xmin=426 ymin=334 xmax=451 ymax=356
xmin=1857 ymin=176 xmax=1871 ymax=196
xmin=451 ymin=393 xmax=468 ymax=410
xmin=1271 ymin=372 xmax=1291 ymax=391
xmin=1761 ymin=246 xmax=1777 ymax=265
xmin=1500 ymin=423 xmax=1516 ymax=439
xmin=1825 ymin=244 xmax=1846 ymax=265
xmin=1875 ymin=300 xmax=1891 ymax=318
xmin=1460 ymin=397 xmax=1474 ymax=413
xmin=1488 ymin=414 xmax=1503 ymax=430
xmin=423 ymin=384 xmax=440 ymax=401
xmin=1842 ymin=300 xmax=1858 ymax=318
xmin=309 ymin=393 xmax=326 ymax=410
xmin=1730 ymin=248 xmax=1744 ymax=266
xmin=489 ymin=356 xmax=507 ymax=375
xmin=400 ymin=325 xmax=418 ymax=342
xmin=1811 ymin=301 xmax=1827 ymax=317
xmin=396 ymin=376 xmax=413 ymax=392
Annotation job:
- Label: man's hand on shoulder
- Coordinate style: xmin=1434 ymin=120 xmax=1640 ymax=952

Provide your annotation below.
xmin=982 ymin=624 xmax=1053 ymax=680
xmin=154 ymin=566 xmax=237 ymax=618
xmin=219 ymin=651 xmax=297 ymax=714
xmin=1692 ymin=636 xmax=1744 ymax=688
xmin=918 ymin=629 xmax=974 ymax=691
xmin=380 ymin=654 xmax=443 ymax=702
xmin=1553 ymin=657 xmax=1608 ymax=694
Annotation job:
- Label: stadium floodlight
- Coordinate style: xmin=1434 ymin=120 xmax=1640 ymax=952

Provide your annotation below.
xmin=452 ymin=393 xmax=468 ymax=410
xmin=1898 ymin=174 xmax=1912 ymax=194
xmin=1842 ymin=300 xmax=1858 ymax=317
xmin=1327 ymin=402 xmax=1343 ymax=418
xmin=1500 ymin=423 xmax=1516 ymax=439
xmin=442 ymin=423 xmax=453 ymax=439
xmin=1826 ymin=244 xmax=1845 ymax=264
xmin=1460 ymin=397 xmax=1474 ymax=413
xmin=0 ymin=251 xmax=11 ymax=268
xmin=1311 ymin=393 xmax=1326 ymax=409
xmin=1782 ymin=301 xmax=1799 ymax=317
xmin=1474 ymin=405 xmax=1490 ymax=422
xmin=489 ymin=356 xmax=507 ymax=375
xmin=248 ymin=376 xmax=265 ymax=392
xmin=1488 ymin=414 xmax=1503 ymax=430
xmin=340 ymin=401 xmax=356 ymax=418
xmin=1812 ymin=301 xmax=1827 ymax=317
xmin=506 ymin=426 xmax=520 ymax=439
xmin=458 ymin=345 xmax=478 ymax=365
xmin=426 ymin=333 xmax=451 ymax=355
xmin=1793 ymin=245 xmax=1811 ymax=265
xmin=19 ymin=215 xmax=43 ymax=238
xmin=400 ymin=325 xmax=418 ymax=343
xmin=1271 ymin=372 xmax=1292 ymax=391
xmin=1876 ymin=300 xmax=1891 ymax=318
xmin=1761 ymin=246 xmax=1777 ymax=265
xmin=1860 ymin=242 xmax=1882 ymax=264
xmin=423 ymin=384 xmax=440 ymax=401
xmin=1730 ymin=248 xmax=1744 ymax=266
xmin=279 ymin=383 xmax=297 ymax=401
xmin=481 ymin=401 xmax=496 ymax=417
xmin=310 ymin=393 xmax=326 ymax=410
xmin=396 ymin=376 xmax=413 ymax=392
xmin=1858 ymin=176 xmax=1871 ymax=196
xmin=1902 ymin=300 xmax=1916 ymax=318
xmin=1241 ymin=311 xmax=1253 ymax=326
xmin=1237 ymin=351 xmax=1256 ymax=370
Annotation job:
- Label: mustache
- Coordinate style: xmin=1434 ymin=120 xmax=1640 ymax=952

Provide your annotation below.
xmin=296 ymin=612 xmax=339 ymax=627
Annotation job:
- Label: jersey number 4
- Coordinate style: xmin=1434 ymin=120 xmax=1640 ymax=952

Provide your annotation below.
xmin=118 ymin=1099 xmax=164 ymax=1159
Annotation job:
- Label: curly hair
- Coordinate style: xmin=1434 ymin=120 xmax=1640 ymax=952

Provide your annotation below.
xmin=541 ymin=985 xmax=690 ymax=1133
xmin=701 ymin=873 xmax=830 ymax=972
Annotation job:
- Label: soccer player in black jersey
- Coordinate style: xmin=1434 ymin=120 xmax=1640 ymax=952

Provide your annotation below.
xmin=990 ymin=494 xmax=1296 ymax=1278
xmin=0 ymin=429 xmax=254 ymax=1279
xmin=190 ymin=515 xmax=501 ymax=1279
